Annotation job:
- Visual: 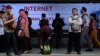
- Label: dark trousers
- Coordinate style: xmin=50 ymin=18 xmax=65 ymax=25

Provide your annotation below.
xmin=0 ymin=35 xmax=7 ymax=52
xmin=18 ymin=37 xmax=30 ymax=51
xmin=54 ymin=31 xmax=62 ymax=48
xmin=5 ymin=32 xmax=18 ymax=54
xmin=67 ymin=32 xmax=81 ymax=53
xmin=97 ymin=29 xmax=100 ymax=41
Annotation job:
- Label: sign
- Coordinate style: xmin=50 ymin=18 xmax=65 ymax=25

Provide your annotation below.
xmin=0 ymin=3 xmax=100 ymax=30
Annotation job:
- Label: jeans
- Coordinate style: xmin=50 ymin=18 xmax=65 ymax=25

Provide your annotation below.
xmin=81 ymin=26 xmax=93 ymax=49
xmin=5 ymin=31 xmax=19 ymax=54
xmin=54 ymin=31 xmax=63 ymax=48
xmin=67 ymin=32 xmax=81 ymax=53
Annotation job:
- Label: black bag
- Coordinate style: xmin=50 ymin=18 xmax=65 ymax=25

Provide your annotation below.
xmin=70 ymin=16 xmax=81 ymax=32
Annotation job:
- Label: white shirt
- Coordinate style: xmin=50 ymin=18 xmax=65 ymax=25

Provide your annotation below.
xmin=0 ymin=18 xmax=4 ymax=35
xmin=69 ymin=15 xmax=82 ymax=32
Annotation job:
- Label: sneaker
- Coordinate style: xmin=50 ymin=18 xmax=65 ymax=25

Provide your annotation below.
xmin=77 ymin=52 xmax=81 ymax=54
xmin=23 ymin=50 xmax=29 ymax=54
xmin=15 ymin=52 xmax=20 ymax=55
xmin=66 ymin=52 xmax=71 ymax=54
xmin=7 ymin=53 xmax=11 ymax=56
xmin=85 ymin=49 xmax=93 ymax=51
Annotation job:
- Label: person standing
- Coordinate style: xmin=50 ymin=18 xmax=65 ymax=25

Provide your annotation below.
xmin=25 ymin=11 xmax=32 ymax=51
xmin=67 ymin=8 xmax=82 ymax=54
xmin=17 ymin=9 xmax=30 ymax=54
xmin=81 ymin=7 xmax=93 ymax=51
xmin=52 ymin=13 xmax=64 ymax=48
xmin=89 ymin=13 xmax=100 ymax=47
xmin=0 ymin=11 xmax=6 ymax=53
xmin=3 ymin=5 xmax=19 ymax=56
xmin=39 ymin=13 xmax=52 ymax=54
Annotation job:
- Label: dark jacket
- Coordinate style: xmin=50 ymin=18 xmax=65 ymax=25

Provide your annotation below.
xmin=16 ymin=16 xmax=32 ymax=33
xmin=52 ymin=17 xmax=64 ymax=31
xmin=39 ymin=19 xmax=49 ymax=28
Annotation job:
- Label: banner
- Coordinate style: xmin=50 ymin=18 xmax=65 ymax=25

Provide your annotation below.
xmin=0 ymin=3 xmax=100 ymax=30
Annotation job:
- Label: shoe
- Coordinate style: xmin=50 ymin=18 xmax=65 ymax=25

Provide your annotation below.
xmin=19 ymin=50 xmax=23 ymax=53
xmin=7 ymin=53 xmax=11 ymax=56
xmin=85 ymin=49 xmax=93 ymax=51
xmin=23 ymin=50 xmax=29 ymax=54
xmin=66 ymin=52 xmax=71 ymax=54
xmin=15 ymin=52 xmax=20 ymax=55
xmin=77 ymin=52 xmax=81 ymax=54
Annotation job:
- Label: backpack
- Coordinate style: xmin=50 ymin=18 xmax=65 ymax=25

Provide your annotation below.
xmin=70 ymin=16 xmax=81 ymax=32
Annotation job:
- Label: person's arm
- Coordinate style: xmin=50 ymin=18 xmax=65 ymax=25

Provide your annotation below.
xmin=0 ymin=23 xmax=3 ymax=27
xmin=4 ymin=16 xmax=15 ymax=25
xmin=76 ymin=17 xmax=82 ymax=25
xmin=61 ymin=19 xmax=65 ymax=26
xmin=28 ymin=17 xmax=32 ymax=26
xmin=69 ymin=16 xmax=75 ymax=24
xmin=84 ymin=15 xmax=90 ymax=26
xmin=52 ymin=20 xmax=55 ymax=27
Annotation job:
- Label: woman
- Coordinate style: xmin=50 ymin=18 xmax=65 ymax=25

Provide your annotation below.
xmin=67 ymin=8 xmax=82 ymax=54
xmin=18 ymin=9 xmax=30 ymax=54
xmin=89 ymin=13 xmax=100 ymax=47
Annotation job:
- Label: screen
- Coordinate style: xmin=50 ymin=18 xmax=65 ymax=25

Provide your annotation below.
xmin=0 ymin=3 xmax=100 ymax=30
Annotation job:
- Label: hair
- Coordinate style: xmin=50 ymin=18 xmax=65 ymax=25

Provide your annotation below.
xmin=56 ymin=13 xmax=60 ymax=17
xmin=72 ymin=8 xmax=78 ymax=12
xmin=0 ymin=11 xmax=5 ymax=14
xmin=90 ymin=13 xmax=96 ymax=20
xmin=0 ymin=11 xmax=5 ymax=18
xmin=81 ymin=7 xmax=87 ymax=12
xmin=42 ymin=13 xmax=46 ymax=18
xmin=6 ymin=5 xmax=13 ymax=9
xmin=19 ymin=9 xmax=25 ymax=12
xmin=25 ymin=11 xmax=28 ymax=15
xmin=72 ymin=8 xmax=78 ymax=15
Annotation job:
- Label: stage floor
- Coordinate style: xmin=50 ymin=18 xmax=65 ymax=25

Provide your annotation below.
xmin=0 ymin=48 xmax=100 ymax=56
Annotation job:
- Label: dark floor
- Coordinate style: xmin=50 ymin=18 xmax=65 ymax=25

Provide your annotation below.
xmin=0 ymin=48 xmax=100 ymax=56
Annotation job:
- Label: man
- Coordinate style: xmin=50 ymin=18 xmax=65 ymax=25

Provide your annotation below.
xmin=81 ymin=7 xmax=93 ymax=51
xmin=67 ymin=8 xmax=82 ymax=54
xmin=3 ymin=5 xmax=20 ymax=56
xmin=39 ymin=13 xmax=51 ymax=54
xmin=0 ymin=11 xmax=5 ymax=52
xmin=52 ymin=13 xmax=65 ymax=48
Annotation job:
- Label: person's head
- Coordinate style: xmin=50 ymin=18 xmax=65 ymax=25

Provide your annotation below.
xmin=0 ymin=11 xmax=5 ymax=18
xmin=42 ymin=13 xmax=46 ymax=19
xmin=19 ymin=9 xmax=26 ymax=17
xmin=90 ymin=13 xmax=96 ymax=20
xmin=81 ymin=7 xmax=87 ymax=15
xmin=56 ymin=13 xmax=60 ymax=18
xmin=25 ymin=11 xmax=28 ymax=16
xmin=5 ymin=5 xmax=13 ymax=13
xmin=72 ymin=8 xmax=78 ymax=16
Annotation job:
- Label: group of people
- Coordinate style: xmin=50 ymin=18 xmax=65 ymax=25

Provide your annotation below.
xmin=0 ymin=5 xmax=100 ymax=56
xmin=67 ymin=7 xmax=100 ymax=54
xmin=0 ymin=5 xmax=32 ymax=56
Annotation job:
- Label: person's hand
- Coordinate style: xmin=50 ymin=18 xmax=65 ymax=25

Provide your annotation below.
xmin=0 ymin=25 xmax=3 ymax=27
xmin=48 ymin=37 xmax=51 ymax=40
xmin=94 ymin=29 xmax=98 ymax=33
xmin=82 ymin=28 xmax=84 ymax=31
